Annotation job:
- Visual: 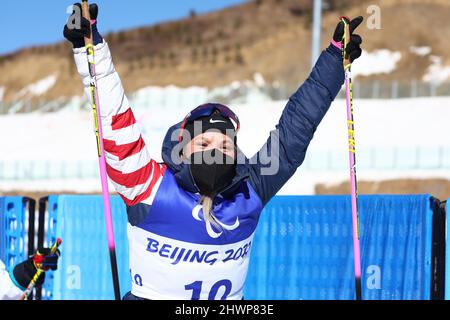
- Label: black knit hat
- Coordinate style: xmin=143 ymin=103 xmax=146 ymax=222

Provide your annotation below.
xmin=183 ymin=109 xmax=237 ymax=143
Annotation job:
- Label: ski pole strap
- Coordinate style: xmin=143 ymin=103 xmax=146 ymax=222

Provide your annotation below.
xmin=331 ymin=38 xmax=342 ymax=50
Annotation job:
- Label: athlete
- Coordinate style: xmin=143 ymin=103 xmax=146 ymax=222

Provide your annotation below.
xmin=64 ymin=3 xmax=363 ymax=300
xmin=0 ymin=249 xmax=60 ymax=300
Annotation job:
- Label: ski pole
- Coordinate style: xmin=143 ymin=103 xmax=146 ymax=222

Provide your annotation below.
xmin=341 ymin=16 xmax=362 ymax=300
xmin=82 ymin=0 xmax=121 ymax=300
xmin=20 ymin=238 xmax=62 ymax=300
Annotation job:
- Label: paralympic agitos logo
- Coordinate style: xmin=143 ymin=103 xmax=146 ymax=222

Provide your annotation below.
xmin=191 ymin=204 xmax=239 ymax=238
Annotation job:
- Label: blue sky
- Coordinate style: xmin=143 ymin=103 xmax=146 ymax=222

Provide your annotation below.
xmin=1 ymin=0 xmax=247 ymax=55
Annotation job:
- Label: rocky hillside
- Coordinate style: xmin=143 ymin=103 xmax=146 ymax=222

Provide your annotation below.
xmin=1 ymin=0 xmax=449 ymax=106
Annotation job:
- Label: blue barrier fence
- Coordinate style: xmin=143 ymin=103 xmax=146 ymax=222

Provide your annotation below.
xmin=30 ymin=194 xmax=437 ymax=300
xmin=245 ymin=195 xmax=433 ymax=299
xmin=41 ymin=195 xmax=131 ymax=300
xmin=0 ymin=194 xmax=445 ymax=299
xmin=0 ymin=197 xmax=27 ymax=271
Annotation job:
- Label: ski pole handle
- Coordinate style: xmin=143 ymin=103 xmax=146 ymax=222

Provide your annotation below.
xmin=340 ymin=16 xmax=351 ymax=69
xmin=20 ymin=238 xmax=62 ymax=300
xmin=82 ymin=0 xmax=102 ymax=157
xmin=82 ymin=0 xmax=93 ymax=46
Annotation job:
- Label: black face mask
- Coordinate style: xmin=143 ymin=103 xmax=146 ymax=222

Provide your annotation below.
xmin=189 ymin=149 xmax=236 ymax=196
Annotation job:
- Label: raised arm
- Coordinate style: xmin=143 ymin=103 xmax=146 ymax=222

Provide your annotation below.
xmin=65 ymin=3 xmax=164 ymax=206
xmin=248 ymin=17 xmax=363 ymax=206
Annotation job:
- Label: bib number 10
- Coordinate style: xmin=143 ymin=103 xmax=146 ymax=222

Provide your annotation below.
xmin=185 ymin=279 xmax=232 ymax=300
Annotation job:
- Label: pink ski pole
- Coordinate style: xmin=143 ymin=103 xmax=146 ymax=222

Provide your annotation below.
xmin=82 ymin=0 xmax=121 ymax=300
xmin=341 ymin=16 xmax=362 ymax=300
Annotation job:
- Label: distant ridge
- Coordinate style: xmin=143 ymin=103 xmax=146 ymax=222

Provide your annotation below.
xmin=1 ymin=0 xmax=449 ymax=106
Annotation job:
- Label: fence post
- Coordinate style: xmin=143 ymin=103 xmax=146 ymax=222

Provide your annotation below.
xmin=281 ymin=85 xmax=288 ymax=101
xmin=411 ymin=79 xmax=418 ymax=97
xmin=391 ymin=80 xmax=398 ymax=99
xmin=430 ymin=81 xmax=437 ymax=97
xmin=36 ymin=196 xmax=49 ymax=301
xmin=372 ymin=81 xmax=380 ymax=99
xmin=431 ymin=197 xmax=446 ymax=300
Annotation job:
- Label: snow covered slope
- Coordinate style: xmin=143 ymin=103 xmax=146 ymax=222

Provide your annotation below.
xmin=0 ymin=97 xmax=449 ymax=194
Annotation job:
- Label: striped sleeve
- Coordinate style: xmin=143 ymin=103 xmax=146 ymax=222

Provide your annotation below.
xmin=73 ymin=41 xmax=164 ymax=206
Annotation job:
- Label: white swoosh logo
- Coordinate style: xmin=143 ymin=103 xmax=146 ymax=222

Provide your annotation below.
xmin=191 ymin=204 xmax=240 ymax=238
xmin=210 ymin=119 xmax=227 ymax=124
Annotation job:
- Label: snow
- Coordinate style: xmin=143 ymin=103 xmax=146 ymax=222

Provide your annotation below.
xmin=423 ymin=55 xmax=450 ymax=84
xmin=253 ymin=73 xmax=266 ymax=87
xmin=0 ymin=97 xmax=449 ymax=194
xmin=409 ymin=46 xmax=431 ymax=57
xmin=11 ymin=73 xmax=274 ymax=115
xmin=128 ymin=75 xmax=272 ymax=111
xmin=209 ymin=80 xmax=272 ymax=105
xmin=131 ymin=85 xmax=208 ymax=110
xmin=15 ymin=74 xmax=58 ymax=98
xmin=352 ymin=49 xmax=402 ymax=78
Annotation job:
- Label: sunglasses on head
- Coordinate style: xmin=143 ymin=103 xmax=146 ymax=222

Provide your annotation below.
xmin=179 ymin=103 xmax=240 ymax=142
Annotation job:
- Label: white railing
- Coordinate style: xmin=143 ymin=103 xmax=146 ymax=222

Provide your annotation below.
xmin=1 ymin=146 xmax=449 ymax=181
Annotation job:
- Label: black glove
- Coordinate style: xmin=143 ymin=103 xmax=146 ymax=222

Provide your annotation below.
xmin=32 ymin=247 xmax=60 ymax=271
xmin=63 ymin=2 xmax=103 ymax=48
xmin=12 ymin=248 xmax=61 ymax=288
xmin=332 ymin=16 xmax=363 ymax=63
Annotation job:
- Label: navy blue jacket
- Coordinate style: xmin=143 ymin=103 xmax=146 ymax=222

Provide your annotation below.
xmin=162 ymin=44 xmax=344 ymax=206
